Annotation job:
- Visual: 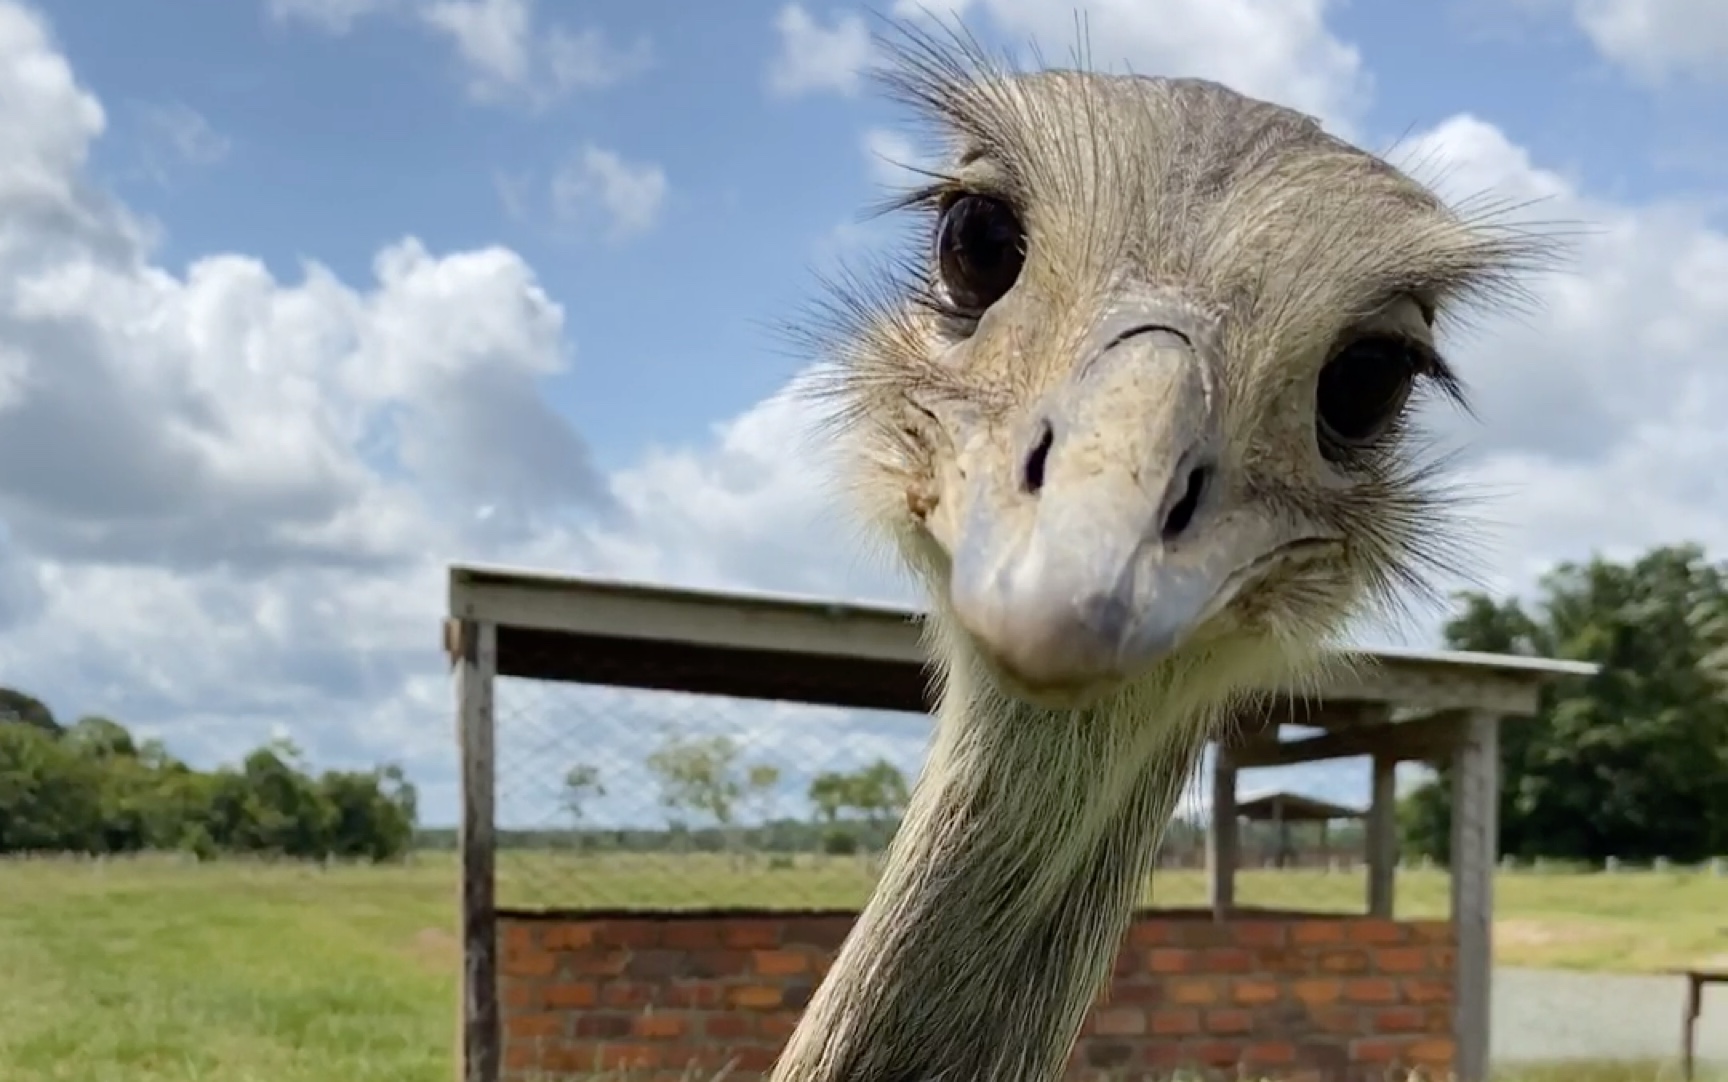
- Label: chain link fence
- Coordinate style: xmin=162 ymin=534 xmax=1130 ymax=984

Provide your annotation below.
xmin=489 ymin=672 xmax=1466 ymax=920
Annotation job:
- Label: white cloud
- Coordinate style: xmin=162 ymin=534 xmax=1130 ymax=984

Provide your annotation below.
xmin=419 ymin=0 xmax=651 ymax=106
xmin=892 ymin=0 xmax=1371 ymax=133
xmin=269 ymin=0 xmax=651 ymax=108
xmin=767 ymin=4 xmax=875 ymax=98
xmin=132 ymin=101 xmax=230 ymax=185
xmin=1570 ymin=0 xmax=1728 ymax=82
xmin=266 ymin=0 xmax=396 ymax=35
xmin=548 ymin=144 xmax=668 ymax=240
xmin=860 ymin=127 xmax=930 ymax=189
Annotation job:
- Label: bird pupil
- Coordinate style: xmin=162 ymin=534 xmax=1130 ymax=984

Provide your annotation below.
xmin=1315 ymin=337 xmax=1415 ymax=449
xmin=937 ymin=195 xmax=1025 ymax=315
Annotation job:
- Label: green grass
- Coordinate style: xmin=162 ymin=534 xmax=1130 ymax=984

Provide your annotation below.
xmin=0 ymin=853 xmax=1723 ymax=1082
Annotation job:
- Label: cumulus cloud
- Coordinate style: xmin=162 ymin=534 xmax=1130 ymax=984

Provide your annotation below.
xmin=767 ymin=4 xmax=875 ymax=98
xmin=1570 ymin=0 xmax=1728 ymax=82
xmin=548 ymin=145 xmax=669 ymax=240
xmin=891 ymin=0 xmax=1371 ymax=133
xmin=269 ymin=0 xmax=651 ymax=108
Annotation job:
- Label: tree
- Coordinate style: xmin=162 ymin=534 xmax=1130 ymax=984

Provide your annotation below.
xmin=0 ymin=687 xmax=59 ymax=735
xmin=646 ymin=733 xmax=743 ymax=834
xmin=561 ymin=762 xmax=605 ymax=824
xmin=1401 ymin=544 xmax=1728 ymax=865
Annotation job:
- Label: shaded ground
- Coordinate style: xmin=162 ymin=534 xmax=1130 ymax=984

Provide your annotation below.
xmin=1495 ymin=966 xmax=1728 ymax=1065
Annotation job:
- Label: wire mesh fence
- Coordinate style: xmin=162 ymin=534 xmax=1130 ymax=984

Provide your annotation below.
xmin=490 ymin=671 xmax=1459 ymax=919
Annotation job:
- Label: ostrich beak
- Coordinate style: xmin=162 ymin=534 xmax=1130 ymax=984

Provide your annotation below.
xmin=944 ymin=311 xmax=1265 ymax=700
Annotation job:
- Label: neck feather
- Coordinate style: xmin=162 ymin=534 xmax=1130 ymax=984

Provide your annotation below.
xmin=769 ymin=646 xmax=1221 ymax=1082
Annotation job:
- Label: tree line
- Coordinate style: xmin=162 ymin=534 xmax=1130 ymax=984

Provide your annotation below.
xmin=0 ymin=689 xmax=418 ymax=860
xmin=1400 ymin=544 xmax=1728 ymax=865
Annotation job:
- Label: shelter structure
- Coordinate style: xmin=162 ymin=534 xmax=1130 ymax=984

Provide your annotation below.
xmin=1231 ymin=790 xmax=1365 ymax=869
xmin=446 ymin=563 xmax=1597 ymax=1082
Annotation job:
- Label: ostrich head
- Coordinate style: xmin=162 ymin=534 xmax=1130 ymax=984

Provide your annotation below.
xmin=811 ymin=37 xmax=1541 ymax=715
xmin=779 ymin=28 xmax=1548 ymax=1082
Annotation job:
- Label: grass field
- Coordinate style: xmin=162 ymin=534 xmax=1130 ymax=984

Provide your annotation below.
xmin=0 ymin=853 xmax=1724 ymax=1082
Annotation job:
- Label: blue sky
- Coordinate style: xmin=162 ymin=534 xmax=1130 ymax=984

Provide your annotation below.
xmin=2 ymin=0 xmax=1726 ymax=830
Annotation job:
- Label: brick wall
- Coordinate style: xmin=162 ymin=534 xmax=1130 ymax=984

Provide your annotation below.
xmin=496 ymin=908 xmax=1455 ymax=1082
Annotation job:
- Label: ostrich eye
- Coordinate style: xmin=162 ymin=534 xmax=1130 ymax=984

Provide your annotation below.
xmin=935 ymin=195 xmax=1025 ymax=316
xmin=1315 ymin=335 xmax=1424 ymax=458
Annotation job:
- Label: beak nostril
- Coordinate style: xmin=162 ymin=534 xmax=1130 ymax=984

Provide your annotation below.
xmin=1162 ymin=465 xmax=1208 ymax=540
xmin=1022 ymin=421 xmax=1054 ymax=495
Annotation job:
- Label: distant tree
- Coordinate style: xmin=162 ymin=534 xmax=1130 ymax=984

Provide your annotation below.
xmin=647 ymin=733 xmax=744 ymax=834
xmin=561 ymin=762 xmax=606 ymax=825
xmin=1401 ymin=544 xmax=1728 ymax=865
xmin=0 ymin=687 xmax=58 ymax=735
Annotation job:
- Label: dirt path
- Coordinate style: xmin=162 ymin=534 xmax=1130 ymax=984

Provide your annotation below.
xmin=1494 ymin=967 xmax=1728 ymax=1064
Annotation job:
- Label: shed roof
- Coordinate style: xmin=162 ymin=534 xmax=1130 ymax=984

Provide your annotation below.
xmin=446 ymin=562 xmax=1596 ymax=724
xmin=1235 ymin=791 xmax=1364 ymax=822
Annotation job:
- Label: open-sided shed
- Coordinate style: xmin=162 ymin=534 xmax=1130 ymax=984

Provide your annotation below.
xmin=446 ymin=563 xmax=1596 ymax=1082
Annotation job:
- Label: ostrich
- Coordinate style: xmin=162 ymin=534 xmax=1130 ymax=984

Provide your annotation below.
xmin=776 ymin=27 xmax=1548 ymax=1082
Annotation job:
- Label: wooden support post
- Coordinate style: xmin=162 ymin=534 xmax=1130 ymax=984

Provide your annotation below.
xmin=1451 ymin=712 xmax=1499 ymax=1082
xmin=457 ymin=620 xmax=500 ymax=1082
xmin=1207 ymin=745 xmax=1238 ymax=919
xmin=1367 ymin=753 xmax=1398 ymax=917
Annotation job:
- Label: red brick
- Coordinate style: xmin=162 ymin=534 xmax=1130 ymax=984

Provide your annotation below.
xmin=1187 ymin=1041 xmax=1247 ymax=1068
xmin=1291 ymin=920 xmax=1347 ymax=945
xmin=598 ymin=1043 xmax=663 ymax=1070
xmin=602 ymin=982 xmax=654 ymax=1009
xmin=1205 ymin=1008 xmax=1253 ymax=1035
xmin=663 ymin=983 xmax=722 ymax=1009
xmin=1231 ymin=979 xmax=1282 ymax=1006
xmin=543 ymin=982 xmax=597 ymax=1009
xmin=1318 ymin=948 xmax=1372 ymax=973
xmin=1403 ymin=978 xmax=1453 ymax=1004
xmin=1310 ymin=1006 xmax=1362 ymax=1034
xmin=661 ymin=923 xmax=720 ymax=949
xmin=1373 ymin=1006 xmax=1427 ymax=1033
xmin=730 ymin=1047 xmax=781 ymax=1072
xmin=1375 ymin=947 xmax=1431 ymax=973
xmin=1346 ymin=919 xmax=1407 ymax=945
xmin=542 ymin=923 xmax=596 ymax=950
xmin=728 ymin=984 xmax=785 ymax=1010
xmin=596 ymin=920 xmax=660 ymax=948
xmin=1291 ymin=978 xmax=1343 ymax=1006
xmin=503 ymin=1012 xmax=562 ymax=1040
xmin=1232 ymin=921 xmax=1288 ymax=948
xmin=1344 ymin=977 xmax=1400 ymax=1004
xmin=760 ymin=1012 xmax=800 ymax=1041
xmin=1202 ymin=947 xmax=1255 ymax=972
xmin=1149 ymin=1008 xmax=1201 ymax=1036
xmin=1409 ymin=920 xmax=1454 ymax=943
xmin=704 ymin=1014 xmax=753 ymax=1039
xmin=503 ymin=1042 xmax=541 ymax=1072
xmin=1126 ymin=921 xmax=1171 ymax=947
xmin=502 ymin=923 xmax=539 ymax=953
xmin=1242 ymin=1040 xmax=1298 ymax=1066
xmin=1146 ymin=948 xmax=1194 ymax=973
xmin=1349 ymin=1036 xmax=1409 ymax=1063
xmin=500 ymin=949 xmax=556 ymax=978
xmin=570 ymin=950 xmax=630 ymax=977
xmin=633 ymin=1013 xmax=688 ymax=1039
xmin=1409 ymin=1038 xmax=1456 ymax=1066
xmin=753 ymin=949 xmax=808 ymax=976
xmin=1168 ymin=978 xmax=1219 ymax=1005
xmin=574 ymin=1013 xmax=632 ymax=1038
xmin=501 ymin=981 xmax=540 ymax=1012
xmin=1093 ymin=1006 xmax=1145 ymax=1036
xmin=721 ymin=922 xmax=780 ymax=949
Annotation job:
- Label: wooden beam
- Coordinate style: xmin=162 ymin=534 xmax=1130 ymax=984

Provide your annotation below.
xmin=1207 ymin=751 xmax=1238 ymax=919
xmin=1230 ymin=710 xmax=1467 ymax=769
xmin=457 ymin=621 xmax=500 ymax=1082
xmin=1451 ymin=711 xmax=1499 ymax=1082
xmin=1366 ymin=754 xmax=1398 ymax=917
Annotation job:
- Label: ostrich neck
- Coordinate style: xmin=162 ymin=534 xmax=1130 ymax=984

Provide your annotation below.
xmin=770 ymin=662 xmax=1210 ymax=1082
